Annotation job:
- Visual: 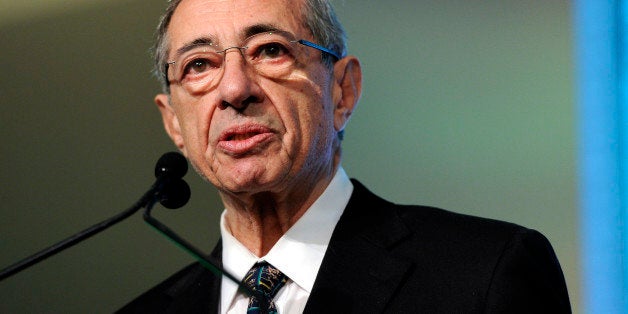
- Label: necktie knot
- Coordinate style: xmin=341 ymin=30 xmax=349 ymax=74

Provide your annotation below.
xmin=243 ymin=261 xmax=288 ymax=314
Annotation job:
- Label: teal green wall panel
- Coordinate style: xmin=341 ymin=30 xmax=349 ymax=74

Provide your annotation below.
xmin=0 ymin=1 xmax=576 ymax=312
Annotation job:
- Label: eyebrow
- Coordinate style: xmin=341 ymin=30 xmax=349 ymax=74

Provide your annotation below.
xmin=171 ymin=37 xmax=216 ymax=61
xmin=242 ymin=23 xmax=283 ymax=38
xmin=169 ymin=23 xmax=289 ymax=61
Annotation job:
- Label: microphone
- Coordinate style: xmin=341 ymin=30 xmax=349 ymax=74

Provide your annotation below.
xmin=153 ymin=151 xmax=191 ymax=209
xmin=155 ymin=151 xmax=188 ymax=179
xmin=0 ymin=152 xmax=189 ymax=281
xmin=158 ymin=178 xmax=191 ymax=209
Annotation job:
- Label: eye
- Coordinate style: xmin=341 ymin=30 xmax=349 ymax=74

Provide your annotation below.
xmin=185 ymin=58 xmax=211 ymax=75
xmin=257 ymin=42 xmax=290 ymax=59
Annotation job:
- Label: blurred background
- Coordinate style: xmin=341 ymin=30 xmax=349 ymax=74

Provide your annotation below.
xmin=0 ymin=0 xmax=577 ymax=313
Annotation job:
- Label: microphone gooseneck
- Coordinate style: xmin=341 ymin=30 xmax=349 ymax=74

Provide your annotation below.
xmin=142 ymin=174 xmax=260 ymax=299
xmin=0 ymin=152 xmax=189 ymax=281
xmin=0 ymin=151 xmax=257 ymax=300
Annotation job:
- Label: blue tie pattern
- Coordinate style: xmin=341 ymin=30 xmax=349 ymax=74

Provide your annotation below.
xmin=243 ymin=262 xmax=288 ymax=314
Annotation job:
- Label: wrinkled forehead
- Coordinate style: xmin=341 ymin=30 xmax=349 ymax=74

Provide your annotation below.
xmin=167 ymin=0 xmax=308 ymax=57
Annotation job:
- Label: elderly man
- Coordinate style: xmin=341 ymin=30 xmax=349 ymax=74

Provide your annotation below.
xmin=120 ymin=0 xmax=571 ymax=313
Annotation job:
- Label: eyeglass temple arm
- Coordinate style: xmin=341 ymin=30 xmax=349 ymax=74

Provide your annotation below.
xmin=163 ymin=63 xmax=171 ymax=87
xmin=297 ymin=39 xmax=342 ymax=60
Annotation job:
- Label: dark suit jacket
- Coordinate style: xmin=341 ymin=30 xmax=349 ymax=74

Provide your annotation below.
xmin=118 ymin=179 xmax=571 ymax=313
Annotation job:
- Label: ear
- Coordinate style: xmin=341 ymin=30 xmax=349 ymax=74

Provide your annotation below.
xmin=331 ymin=56 xmax=362 ymax=134
xmin=155 ymin=93 xmax=187 ymax=156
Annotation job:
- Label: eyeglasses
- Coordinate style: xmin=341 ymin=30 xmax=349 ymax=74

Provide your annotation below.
xmin=164 ymin=30 xmax=342 ymax=93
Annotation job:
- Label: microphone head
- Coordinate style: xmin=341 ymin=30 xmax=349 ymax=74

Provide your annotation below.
xmin=155 ymin=152 xmax=188 ymax=179
xmin=159 ymin=178 xmax=191 ymax=209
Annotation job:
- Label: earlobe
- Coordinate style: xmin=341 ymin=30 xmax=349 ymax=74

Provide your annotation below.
xmin=332 ymin=56 xmax=362 ymax=133
xmin=155 ymin=94 xmax=187 ymax=156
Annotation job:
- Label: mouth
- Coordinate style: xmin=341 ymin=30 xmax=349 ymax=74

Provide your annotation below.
xmin=217 ymin=124 xmax=275 ymax=155
xmin=225 ymin=132 xmax=262 ymax=141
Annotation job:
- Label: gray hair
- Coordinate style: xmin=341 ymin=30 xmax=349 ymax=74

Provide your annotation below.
xmin=151 ymin=0 xmax=347 ymax=93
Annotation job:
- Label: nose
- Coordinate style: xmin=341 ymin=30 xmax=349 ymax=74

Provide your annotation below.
xmin=217 ymin=48 xmax=262 ymax=111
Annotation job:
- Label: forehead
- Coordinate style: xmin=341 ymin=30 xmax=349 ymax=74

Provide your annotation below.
xmin=168 ymin=0 xmax=307 ymax=51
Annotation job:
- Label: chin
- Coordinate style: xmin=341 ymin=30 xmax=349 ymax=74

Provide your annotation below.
xmin=216 ymin=164 xmax=288 ymax=194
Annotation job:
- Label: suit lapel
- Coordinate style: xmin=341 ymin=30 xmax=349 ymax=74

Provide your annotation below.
xmin=304 ymin=180 xmax=413 ymax=314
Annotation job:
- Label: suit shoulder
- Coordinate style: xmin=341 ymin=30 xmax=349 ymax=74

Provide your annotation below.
xmin=351 ymin=179 xmax=529 ymax=237
xmin=397 ymin=203 xmax=528 ymax=236
xmin=400 ymin=203 xmax=562 ymax=255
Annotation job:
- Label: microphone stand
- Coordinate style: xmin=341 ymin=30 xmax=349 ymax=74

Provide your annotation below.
xmin=0 ymin=178 xmax=163 ymax=281
xmin=0 ymin=151 xmax=260 ymax=305
xmin=143 ymin=197 xmax=257 ymax=299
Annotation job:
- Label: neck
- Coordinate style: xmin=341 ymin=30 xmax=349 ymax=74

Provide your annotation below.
xmin=220 ymin=159 xmax=340 ymax=257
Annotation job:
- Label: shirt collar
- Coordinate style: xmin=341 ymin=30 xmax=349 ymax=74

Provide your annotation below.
xmin=220 ymin=166 xmax=353 ymax=307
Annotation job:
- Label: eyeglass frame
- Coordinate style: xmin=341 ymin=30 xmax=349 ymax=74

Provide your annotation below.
xmin=161 ymin=35 xmax=343 ymax=88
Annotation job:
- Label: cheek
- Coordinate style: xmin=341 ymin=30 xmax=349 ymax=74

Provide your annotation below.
xmin=293 ymin=92 xmax=336 ymax=153
xmin=300 ymin=79 xmax=335 ymax=135
xmin=172 ymin=95 xmax=215 ymax=157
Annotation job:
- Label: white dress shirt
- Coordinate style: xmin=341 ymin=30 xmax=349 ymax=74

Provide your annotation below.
xmin=219 ymin=167 xmax=353 ymax=314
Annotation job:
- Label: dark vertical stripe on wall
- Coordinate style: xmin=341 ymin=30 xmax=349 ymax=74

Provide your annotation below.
xmin=575 ymin=0 xmax=627 ymax=312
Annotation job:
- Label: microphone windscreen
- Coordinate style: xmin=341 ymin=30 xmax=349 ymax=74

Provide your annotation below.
xmin=159 ymin=178 xmax=191 ymax=209
xmin=155 ymin=152 xmax=188 ymax=179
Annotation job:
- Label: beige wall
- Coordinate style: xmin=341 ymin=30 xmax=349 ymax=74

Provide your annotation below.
xmin=0 ymin=1 xmax=577 ymax=312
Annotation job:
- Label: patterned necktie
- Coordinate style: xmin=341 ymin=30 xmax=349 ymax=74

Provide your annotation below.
xmin=242 ymin=261 xmax=288 ymax=314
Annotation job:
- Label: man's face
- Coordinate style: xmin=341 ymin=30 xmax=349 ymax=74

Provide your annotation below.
xmin=157 ymin=0 xmax=353 ymax=196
